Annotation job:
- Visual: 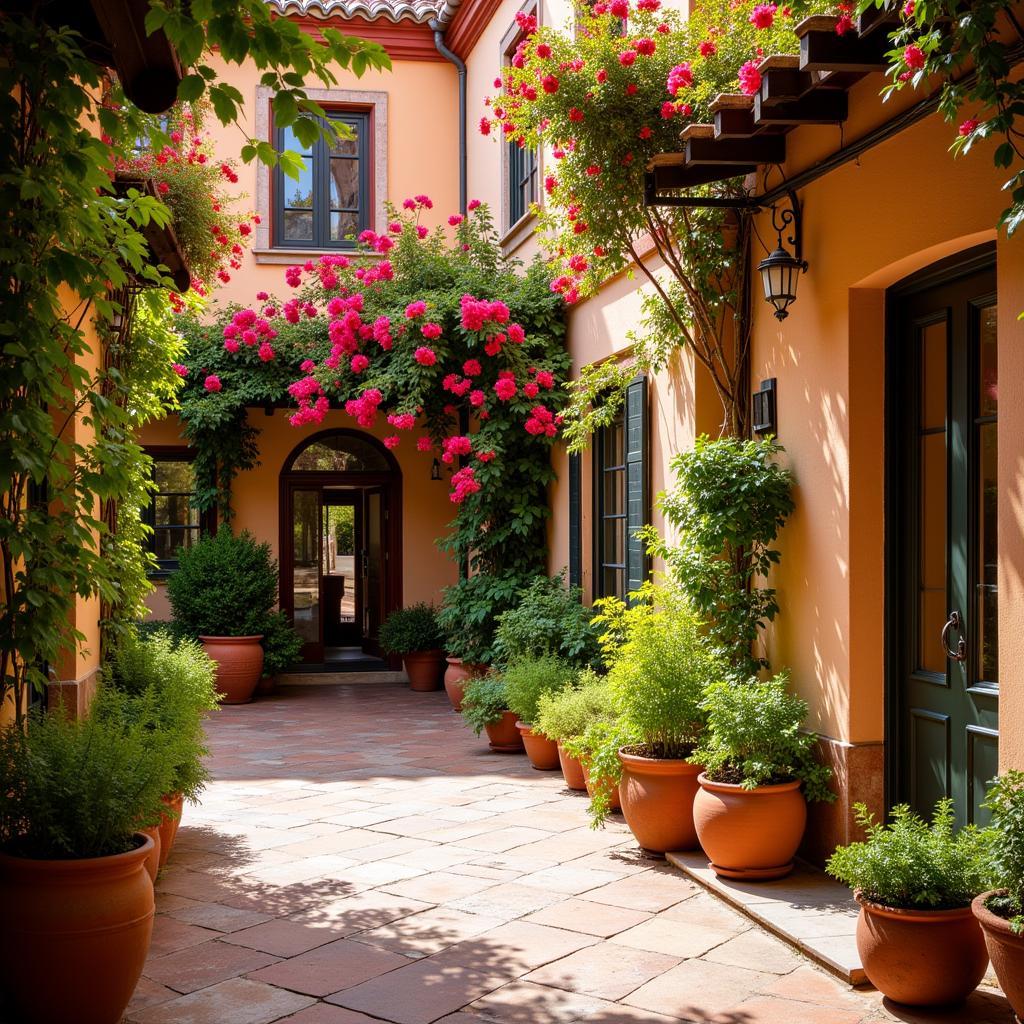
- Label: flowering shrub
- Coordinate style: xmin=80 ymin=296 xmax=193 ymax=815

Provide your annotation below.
xmin=486 ymin=0 xmax=832 ymax=436
xmin=175 ymin=199 xmax=568 ymax=588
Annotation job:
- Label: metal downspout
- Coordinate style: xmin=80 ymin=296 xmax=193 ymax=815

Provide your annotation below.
xmin=430 ymin=21 xmax=467 ymax=215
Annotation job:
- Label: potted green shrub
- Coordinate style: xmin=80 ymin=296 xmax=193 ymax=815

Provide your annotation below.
xmin=166 ymin=529 xmax=277 ymax=704
xmin=0 ymin=709 xmax=172 ymax=1024
xmin=257 ymin=611 xmax=303 ymax=695
xmin=972 ymin=770 xmax=1024 ymax=1019
xmin=460 ymin=675 xmax=523 ymax=753
xmin=379 ymin=603 xmax=445 ymax=692
xmin=691 ymin=674 xmax=834 ymax=880
xmin=828 ymin=800 xmax=992 ymax=1007
xmin=536 ymin=671 xmax=615 ymax=791
xmin=503 ymin=655 xmax=577 ymax=770
xmin=588 ymin=586 xmax=725 ymax=854
xmin=104 ymin=627 xmax=219 ymax=870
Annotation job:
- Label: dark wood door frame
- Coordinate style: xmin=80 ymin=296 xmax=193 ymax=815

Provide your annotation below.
xmin=883 ymin=241 xmax=998 ymax=818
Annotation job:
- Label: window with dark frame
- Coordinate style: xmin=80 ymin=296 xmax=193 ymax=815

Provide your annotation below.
xmin=595 ymin=409 xmax=627 ymax=600
xmin=504 ymin=7 xmax=539 ymax=231
xmin=143 ymin=456 xmax=202 ymax=575
xmin=273 ymin=111 xmax=371 ymax=249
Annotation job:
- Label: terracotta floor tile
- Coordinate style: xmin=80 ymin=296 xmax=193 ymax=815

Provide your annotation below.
xmin=222 ymin=918 xmax=346 ymax=957
xmin=513 ymin=864 xmax=625 ymax=896
xmin=277 ymin=1005 xmax=388 ymax=1024
xmin=762 ymin=964 xmax=873 ymax=1008
xmin=622 ymin=959 xmax=776 ymax=1020
xmin=143 ymin=938 xmax=279 ymax=994
xmin=355 ymin=906 xmax=507 ymax=957
xmin=379 ymin=870 xmax=499 ymax=905
xmin=522 ymin=897 xmax=653 ymax=938
xmin=702 ymin=928 xmax=805 ymax=975
xmin=583 ymin=869 xmax=702 ymax=914
xmin=612 ymin=916 xmax=746 ymax=959
xmin=445 ymin=882 xmax=562 ymax=921
xmin=523 ymin=941 xmax=681 ymax=1000
xmin=467 ymin=980 xmax=616 ymax=1022
xmin=288 ymin=889 xmax=435 ymax=934
xmin=166 ymin=901 xmax=275 ymax=933
xmin=125 ymin=976 xmax=180 ymax=1013
xmin=246 ymin=938 xmax=407 ymax=997
xmin=327 ymin=958 xmax=506 ymax=1024
xmin=728 ymin=995 xmax=865 ymax=1024
xmin=431 ymin=920 xmax=598 ymax=976
xmin=148 ymin=916 xmax=221 ymax=958
xmin=126 ymin=977 xmax=314 ymax=1024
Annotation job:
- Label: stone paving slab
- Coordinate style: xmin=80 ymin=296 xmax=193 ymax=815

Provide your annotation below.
xmin=109 ymin=683 xmax=1013 ymax=1024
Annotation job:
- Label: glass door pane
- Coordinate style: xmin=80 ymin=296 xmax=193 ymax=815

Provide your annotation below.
xmin=362 ymin=488 xmax=384 ymax=653
xmin=292 ymin=488 xmax=322 ymax=650
xmin=975 ymin=302 xmax=998 ymax=686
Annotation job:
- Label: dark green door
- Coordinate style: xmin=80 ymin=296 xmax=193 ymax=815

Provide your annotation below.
xmin=892 ymin=253 xmax=998 ymax=825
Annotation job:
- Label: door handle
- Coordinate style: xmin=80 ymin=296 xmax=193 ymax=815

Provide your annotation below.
xmin=940 ymin=610 xmax=967 ymax=663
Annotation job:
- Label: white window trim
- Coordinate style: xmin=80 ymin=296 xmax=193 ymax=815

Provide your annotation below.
xmin=253 ymin=86 xmax=388 ymax=259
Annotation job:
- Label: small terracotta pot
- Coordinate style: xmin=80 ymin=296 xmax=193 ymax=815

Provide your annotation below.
xmin=583 ymin=761 xmax=621 ymax=811
xmin=516 ymin=722 xmax=560 ymax=770
xmin=404 ymin=649 xmax=444 ymax=692
xmin=693 ymin=773 xmax=806 ymax=880
xmin=856 ymin=894 xmax=988 ymax=1006
xmin=255 ymin=673 xmax=276 ymax=696
xmin=0 ymin=833 xmax=156 ymax=1024
xmin=484 ymin=710 xmax=525 ymax=752
xmin=557 ymin=743 xmax=588 ymax=791
xmin=973 ymin=891 xmax=1024 ymax=1019
xmin=200 ymin=634 xmax=264 ymax=705
xmin=444 ymin=657 xmax=485 ymax=712
xmin=140 ymin=825 xmax=162 ymax=883
xmin=618 ymin=749 xmax=701 ymax=855
xmin=157 ymin=792 xmax=184 ymax=871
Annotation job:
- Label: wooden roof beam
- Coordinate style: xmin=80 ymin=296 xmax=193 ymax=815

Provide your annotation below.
xmin=648 ymin=161 xmax=758 ymax=190
xmin=684 ymin=133 xmax=786 ymax=167
xmin=753 ymin=88 xmax=849 ymax=126
xmin=711 ymin=94 xmax=758 ymax=139
xmin=796 ymin=15 xmax=891 ymax=73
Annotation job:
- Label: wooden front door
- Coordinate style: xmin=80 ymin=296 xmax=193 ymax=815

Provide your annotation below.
xmin=890 ymin=248 xmax=999 ymax=825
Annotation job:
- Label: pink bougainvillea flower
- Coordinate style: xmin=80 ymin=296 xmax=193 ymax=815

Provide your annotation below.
xmin=626 ymin=83 xmax=638 ymax=95
xmin=351 ymin=354 xmax=369 ymax=373
xmin=637 ymin=0 xmax=660 ymax=10
xmin=738 ymin=61 xmax=762 ymax=95
xmin=609 ymin=0 xmax=629 ymax=16
xmin=636 ymin=38 xmax=656 ymax=56
xmin=959 ymin=117 xmax=980 ymax=136
xmin=172 ymin=363 xmax=188 ymax=378
xmin=903 ymin=44 xmax=926 ymax=69
xmin=699 ymin=39 xmax=717 ymax=57
xmin=384 ymin=435 xmax=400 ymax=449
xmin=416 ymin=225 xmax=429 ymax=239
xmin=523 ymin=381 xmax=539 ymax=398
xmin=421 ymin=322 xmax=442 ymax=339
xmin=416 ymin=436 xmax=433 ymax=452
xmin=835 ymin=13 xmax=853 ymax=34
xmin=542 ymin=74 xmax=560 ymax=93
xmin=469 ymin=389 xmax=486 ymax=407
xmin=449 ymin=465 xmax=481 ymax=504
xmin=508 ymin=323 xmax=525 ymax=344
xmin=204 ymin=374 xmax=222 ymax=392
xmin=639 ymin=125 xmax=653 ymax=139
xmin=903 ymin=0 xmax=915 ymax=14
xmin=749 ymin=3 xmax=776 ymax=29
xmin=479 ymin=116 xmax=491 ymax=136
xmin=586 ymin=164 xmax=601 ymax=176
xmin=660 ymin=101 xmax=677 ymax=119
xmin=448 ymin=214 xmax=464 ymax=226
xmin=569 ymin=107 xmax=585 ymax=122
xmin=463 ymin=358 xmax=482 ymax=376
xmin=468 ymin=198 xmax=482 ymax=210
xmin=618 ymin=49 xmax=637 ymax=67
xmin=667 ymin=62 xmax=693 ymax=95
xmin=405 ymin=300 xmax=427 ymax=318
xmin=414 ymin=194 xmax=433 ymax=208
xmin=494 ymin=377 xmax=517 ymax=401
xmin=414 ymin=346 xmax=437 ymax=366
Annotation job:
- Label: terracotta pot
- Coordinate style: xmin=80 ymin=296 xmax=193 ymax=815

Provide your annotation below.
xmin=483 ymin=710 xmax=525 ymax=752
xmin=583 ymin=761 xmax=622 ymax=811
xmin=255 ymin=673 xmax=276 ymax=696
xmin=856 ymin=894 xmax=988 ymax=1006
xmin=200 ymin=634 xmax=264 ymax=705
xmin=140 ymin=825 xmax=162 ymax=883
xmin=0 ymin=833 xmax=156 ymax=1024
xmin=157 ymin=792 xmax=183 ymax=871
xmin=693 ymin=773 xmax=807 ymax=880
xmin=618 ymin=748 xmax=701 ymax=855
xmin=404 ymin=649 xmax=444 ymax=692
xmin=516 ymin=722 xmax=560 ymax=770
xmin=973 ymin=891 xmax=1024 ymax=1019
xmin=444 ymin=657 xmax=486 ymax=712
xmin=557 ymin=743 xmax=588 ymax=791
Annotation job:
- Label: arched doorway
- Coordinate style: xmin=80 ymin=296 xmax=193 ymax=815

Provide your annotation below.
xmin=279 ymin=430 xmax=402 ymax=667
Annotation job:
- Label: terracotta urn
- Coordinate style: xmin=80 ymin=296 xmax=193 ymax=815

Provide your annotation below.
xmin=693 ymin=773 xmax=807 ymax=880
xmin=0 ymin=833 xmax=156 ymax=1024
xmin=200 ymin=634 xmax=264 ymax=705
xmin=484 ymin=710 xmax=525 ymax=752
xmin=157 ymin=792 xmax=183 ymax=871
xmin=583 ymin=761 xmax=622 ymax=811
xmin=443 ymin=657 xmax=485 ymax=711
xmin=856 ymin=894 xmax=988 ymax=1006
xmin=404 ymin=649 xmax=445 ymax=692
xmin=618 ymin=748 xmax=701 ymax=855
xmin=557 ymin=742 xmax=588 ymax=791
xmin=140 ymin=825 xmax=162 ymax=883
xmin=515 ymin=722 xmax=560 ymax=770
xmin=972 ymin=891 xmax=1024 ymax=1019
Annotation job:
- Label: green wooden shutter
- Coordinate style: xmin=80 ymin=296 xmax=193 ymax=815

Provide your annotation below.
xmin=624 ymin=375 xmax=648 ymax=597
xmin=568 ymin=451 xmax=582 ymax=590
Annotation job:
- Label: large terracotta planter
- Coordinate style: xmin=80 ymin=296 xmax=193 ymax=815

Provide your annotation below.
xmin=140 ymin=825 xmax=162 ymax=883
xmin=557 ymin=742 xmax=588 ymax=791
xmin=484 ymin=710 xmax=525 ymax=752
xmin=693 ymin=773 xmax=806 ymax=880
xmin=404 ymin=649 xmax=444 ymax=692
xmin=200 ymin=634 xmax=264 ymax=705
xmin=856 ymin=894 xmax=988 ymax=1006
xmin=444 ymin=657 xmax=485 ymax=712
xmin=618 ymin=748 xmax=702 ymax=855
xmin=157 ymin=792 xmax=183 ymax=871
xmin=973 ymin=891 xmax=1024 ymax=1019
xmin=584 ymin=761 xmax=621 ymax=811
xmin=255 ymin=673 xmax=276 ymax=696
xmin=0 ymin=833 xmax=156 ymax=1024
xmin=516 ymin=722 xmax=560 ymax=770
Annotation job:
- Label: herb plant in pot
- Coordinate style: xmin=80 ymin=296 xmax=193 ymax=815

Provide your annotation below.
xmin=0 ymin=709 xmax=173 ymax=1024
xmin=692 ymin=674 xmax=834 ymax=880
xmin=461 ymin=675 xmax=523 ymax=753
xmin=380 ymin=603 xmax=445 ymax=692
xmin=972 ymin=770 xmax=1024 ymax=1019
xmin=537 ymin=670 xmax=615 ymax=791
xmin=258 ymin=610 xmax=303 ymax=695
xmin=828 ymin=800 xmax=992 ymax=1007
xmin=589 ymin=587 xmax=724 ymax=854
xmin=504 ymin=655 xmax=577 ymax=770
xmin=166 ymin=529 xmax=277 ymax=704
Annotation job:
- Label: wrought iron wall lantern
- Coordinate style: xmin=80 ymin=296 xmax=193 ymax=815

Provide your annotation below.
xmin=431 ymin=458 xmax=442 ymax=481
xmin=758 ymin=190 xmax=808 ymax=322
